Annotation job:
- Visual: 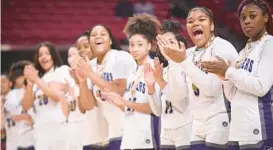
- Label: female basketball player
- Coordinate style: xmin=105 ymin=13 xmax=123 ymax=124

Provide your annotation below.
xmin=1 ymin=74 xmax=11 ymax=150
xmin=74 ymin=25 xmax=137 ymax=150
xmin=201 ymin=0 xmax=273 ymax=149
xmin=76 ymin=30 xmax=93 ymax=60
xmin=22 ymin=42 xmax=71 ymax=150
xmin=157 ymin=7 xmax=238 ymax=149
xmin=101 ymin=13 xmax=161 ymax=150
xmin=148 ymin=20 xmax=192 ymax=150
xmin=4 ymin=60 xmax=35 ymax=150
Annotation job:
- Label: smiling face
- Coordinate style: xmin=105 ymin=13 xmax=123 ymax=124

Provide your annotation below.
xmin=89 ymin=25 xmax=112 ymax=57
xmin=76 ymin=36 xmax=93 ymax=60
xmin=129 ymin=34 xmax=150 ymax=64
xmin=186 ymin=9 xmax=214 ymax=48
xmin=240 ymin=3 xmax=268 ymax=40
xmin=38 ymin=46 xmax=54 ymax=72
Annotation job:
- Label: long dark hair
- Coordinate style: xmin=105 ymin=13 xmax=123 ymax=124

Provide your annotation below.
xmin=34 ymin=42 xmax=63 ymax=77
xmin=8 ymin=60 xmax=33 ymax=87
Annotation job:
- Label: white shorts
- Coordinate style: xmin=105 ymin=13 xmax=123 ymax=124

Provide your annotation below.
xmin=34 ymin=123 xmax=68 ymax=150
xmin=6 ymin=138 xmax=18 ymax=150
xmin=160 ymin=123 xmax=191 ymax=149
xmin=17 ymin=130 xmax=35 ymax=148
xmin=62 ymin=121 xmax=88 ymax=150
xmin=191 ymin=113 xmax=229 ymax=148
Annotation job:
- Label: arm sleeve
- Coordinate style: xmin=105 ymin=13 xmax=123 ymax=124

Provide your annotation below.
xmin=222 ymin=80 xmax=237 ymax=101
xmin=166 ymin=60 xmax=188 ymax=103
xmin=180 ymin=40 xmax=238 ymax=96
xmin=225 ymin=40 xmax=273 ymax=97
xmin=4 ymin=91 xmax=23 ymax=114
xmin=148 ymin=83 xmax=162 ymax=116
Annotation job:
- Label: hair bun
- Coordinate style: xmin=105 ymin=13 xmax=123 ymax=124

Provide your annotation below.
xmin=123 ymin=13 xmax=161 ymax=41
xmin=162 ymin=20 xmax=182 ymax=33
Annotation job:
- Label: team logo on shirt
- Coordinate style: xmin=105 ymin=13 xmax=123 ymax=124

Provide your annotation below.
xmin=127 ymin=81 xmax=146 ymax=94
xmin=102 ymin=72 xmax=113 ymax=81
xmin=239 ymin=58 xmax=254 ymax=73
xmin=253 ymin=128 xmax=259 ymax=135
xmin=38 ymin=95 xmax=49 ymax=106
xmin=222 ymin=121 xmax=228 ymax=127
xmin=146 ymin=139 xmax=151 ymax=144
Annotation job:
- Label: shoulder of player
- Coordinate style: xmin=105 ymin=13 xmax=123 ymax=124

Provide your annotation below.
xmin=55 ymin=65 xmax=70 ymax=72
xmin=214 ymin=37 xmax=236 ymax=50
xmin=4 ymin=89 xmax=23 ymax=105
xmin=114 ymin=50 xmax=135 ymax=63
xmin=186 ymin=46 xmax=196 ymax=52
xmin=261 ymin=35 xmax=273 ymax=55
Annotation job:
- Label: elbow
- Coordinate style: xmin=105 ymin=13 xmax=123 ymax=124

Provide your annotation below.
xmin=152 ymin=110 xmax=161 ymax=117
xmin=22 ymin=103 xmax=32 ymax=111
xmin=81 ymin=102 xmax=96 ymax=111
xmin=256 ymin=88 xmax=270 ymax=97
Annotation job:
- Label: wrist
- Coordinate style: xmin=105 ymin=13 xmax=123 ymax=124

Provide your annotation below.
xmin=180 ymin=56 xmax=187 ymax=63
xmin=156 ymin=77 xmax=165 ymax=84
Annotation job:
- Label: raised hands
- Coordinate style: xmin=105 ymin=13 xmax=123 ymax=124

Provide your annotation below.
xmin=101 ymin=89 xmax=124 ymax=107
xmin=157 ymin=35 xmax=187 ymax=63
xmin=201 ymin=56 xmax=231 ymax=80
xmin=24 ymin=65 xmax=39 ymax=83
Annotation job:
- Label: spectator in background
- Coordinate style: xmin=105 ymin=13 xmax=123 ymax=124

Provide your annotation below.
xmin=115 ymin=0 xmax=134 ymax=18
xmin=134 ymin=0 xmax=155 ymax=15
xmin=170 ymin=0 xmax=188 ymax=18
xmin=225 ymin=0 xmax=236 ymax=11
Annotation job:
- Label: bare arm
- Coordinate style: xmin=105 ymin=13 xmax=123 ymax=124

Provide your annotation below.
xmin=79 ymin=80 xmax=97 ymax=111
xmin=22 ymin=84 xmax=35 ymax=111
xmin=88 ymin=72 xmax=127 ymax=96
xmin=123 ymin=100 xmax=153 ymax=114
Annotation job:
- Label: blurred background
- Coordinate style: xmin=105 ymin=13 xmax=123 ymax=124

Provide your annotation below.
xmin=1 ymin=0 xmax=273 ymax=74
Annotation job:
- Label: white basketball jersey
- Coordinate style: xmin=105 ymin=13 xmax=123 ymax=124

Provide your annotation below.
xmin=181 ymin=37 xmax=238 ymax=121
xmin=33 ymin=66 xmax=70 ymax=125
xmin=89 ymin=50 xmax=137 ymax=139
xmin=224 ymin=35 xmax=273 ymax=141
xmin=121 ymin=59 xmax=158 ymax=149
xmin=65 ymin=82 xmax=86 ymax=122
xmin=160 ymin=60 xmax=192 ymax=129
xmin=4 ymin=88 xmax=35 ymax=148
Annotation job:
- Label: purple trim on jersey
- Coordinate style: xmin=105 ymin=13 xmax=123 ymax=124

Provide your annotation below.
xmin=83 ymin=145 xmax=109 ymax=150
xmin=160 ymin=145 xmax=176 ymax=150
xmin=190 ymin=141 xmax=205 ymax=150
xmin=151 ymin=115 xmax=160 ymax=149
xmin=108 ymin=138 xmax=122 ymax=150
xmin=223 ymin=88 xmax=231 ymax=122
xmin=17 ymin=146 xmax=35 ymax=150
xmin=259 ymin=89 xmax=273 ymax=140
xmin=228 ymin=140 xmax=273 ymax=150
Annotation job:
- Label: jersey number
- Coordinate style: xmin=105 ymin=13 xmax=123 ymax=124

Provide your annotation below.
xmin=38 ymin=95 xmax=48 ymax=106
xmin=7 ymin=118 xmax=16 ymax=128
xmin=165 ymin=100 xmax=173 ymax=114
xmin=69 ymin=100 xmax=77 ymax=111
xmin=127 ymin=97 xmax=137 ymax=112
